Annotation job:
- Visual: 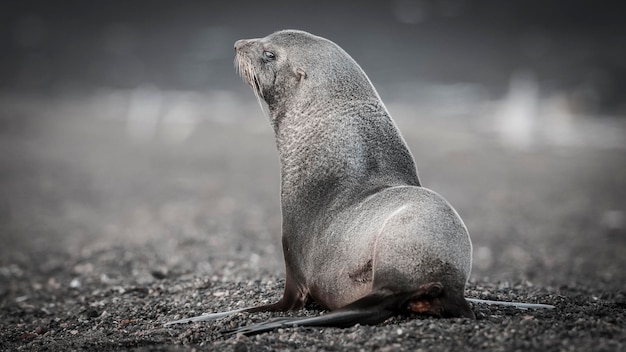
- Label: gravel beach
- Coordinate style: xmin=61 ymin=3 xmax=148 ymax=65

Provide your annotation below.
xmin=0 ymin=92 xmax=624 ymax=351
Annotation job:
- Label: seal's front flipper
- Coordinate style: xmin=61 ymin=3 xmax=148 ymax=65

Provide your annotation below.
xmin=224 ymin=308 xmax=391 ymax=336
xmin=164 ymin=280 xmax=309 ymax=328
xmin=164 ymin=308 xmax=248 ymax=327
xmin=224 ymin=291 xmax=406 ymax=335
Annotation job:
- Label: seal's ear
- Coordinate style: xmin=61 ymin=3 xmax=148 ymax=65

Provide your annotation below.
xmin=295 ymin=68 xmax=307 ymax=82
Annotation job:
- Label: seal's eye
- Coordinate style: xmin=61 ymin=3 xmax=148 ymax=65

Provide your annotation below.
xmin=263 ymin=51 xmax=276 ymax=60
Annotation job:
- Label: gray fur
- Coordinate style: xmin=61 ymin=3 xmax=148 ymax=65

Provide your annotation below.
xmin=164 ymin=30 xmax=554 ymax=333
xmin=234 ymin=30 xmax=473 ymax=317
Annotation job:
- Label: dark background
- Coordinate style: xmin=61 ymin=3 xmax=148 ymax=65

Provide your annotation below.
xmin=1 ymin=0 xmax=625 ymax=113
xmin=0 ymin=1 xmax=625 ymax=350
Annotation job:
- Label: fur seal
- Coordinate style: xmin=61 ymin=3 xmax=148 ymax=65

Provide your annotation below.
xmin=164 ymin=29 xmax=554 ymax=334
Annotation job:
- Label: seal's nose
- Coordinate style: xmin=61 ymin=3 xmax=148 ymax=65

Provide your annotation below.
xmin=234 ymin=39 xmax=249 ymax=51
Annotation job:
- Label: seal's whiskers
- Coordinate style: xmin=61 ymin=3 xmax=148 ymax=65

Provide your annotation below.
xmin=234 ymin=54 xmax=271 ymax=122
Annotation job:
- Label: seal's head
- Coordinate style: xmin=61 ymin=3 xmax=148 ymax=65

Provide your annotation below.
xmin=234 ymin=30 xmax=378 ymax=111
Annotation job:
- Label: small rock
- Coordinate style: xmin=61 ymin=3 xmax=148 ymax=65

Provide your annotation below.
xmin=86 ymin=308 xmax=100 ymax=318
xmin=20 ymin=332 xmax=38 ymax=340
xmin=151 ymin=269 xmax=168 ymax=280
xmin=234 ymin=341 xmax=248 ymax=352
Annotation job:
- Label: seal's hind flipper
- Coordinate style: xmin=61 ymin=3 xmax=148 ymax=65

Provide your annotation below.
xmin=164 ymin=308 xmax=247 ymax=327
xmin=224 ymin=308 xmax=391 ymax=336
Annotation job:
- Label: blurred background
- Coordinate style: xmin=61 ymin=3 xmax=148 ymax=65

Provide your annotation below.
xmin=2 ymin=0 xmax=625 ymax=112
xmin=0 ymin=1 xmax=624 ymax=291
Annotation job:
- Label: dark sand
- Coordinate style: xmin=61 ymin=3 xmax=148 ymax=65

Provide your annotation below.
xmin=1 ymin=93 xmax=624 ymax=351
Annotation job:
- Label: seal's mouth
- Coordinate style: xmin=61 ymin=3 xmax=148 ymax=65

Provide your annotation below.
xmin=234 ymin=48 xmax=271 ymax=122
xmin=234 ymin=52 xmax=263 ymax=99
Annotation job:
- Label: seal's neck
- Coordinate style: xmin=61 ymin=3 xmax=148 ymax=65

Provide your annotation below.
xmin=271 ymin=98 xmax=421 ymax=225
